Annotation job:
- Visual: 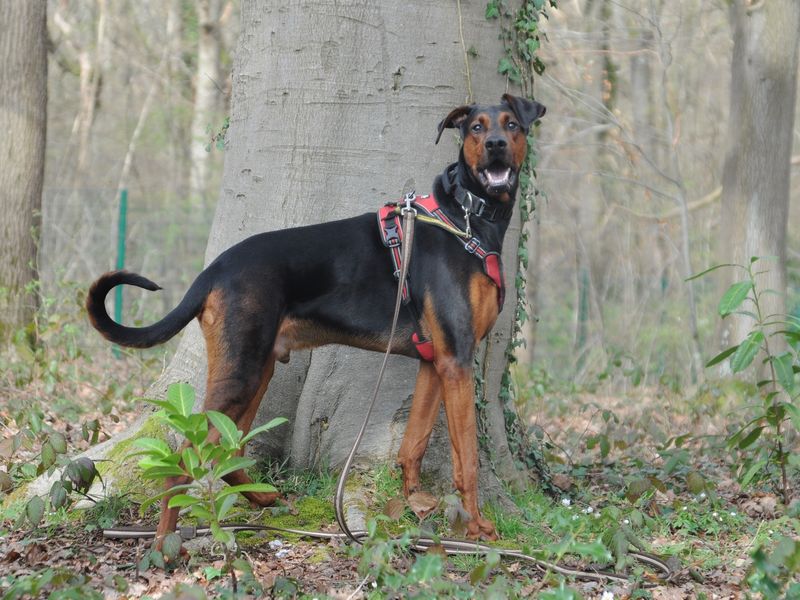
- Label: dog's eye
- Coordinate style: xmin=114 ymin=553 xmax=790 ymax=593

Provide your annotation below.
xmin=471 ymin=123 xmax=483 ymax=133
xmin=507 ymin=121 xmax=519 ymax=131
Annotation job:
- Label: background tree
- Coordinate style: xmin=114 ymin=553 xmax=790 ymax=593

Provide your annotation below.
xmin=718 ymin=0 xmax=800 ymax=358
xmin=0 ymin=1 xmax=48 ymax=338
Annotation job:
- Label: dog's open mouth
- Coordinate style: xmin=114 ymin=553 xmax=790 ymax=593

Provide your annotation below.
xmin=478 ymin=165 xmax=515 ymax=194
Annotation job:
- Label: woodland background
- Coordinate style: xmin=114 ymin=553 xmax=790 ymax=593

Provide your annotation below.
xmin=13 ymin=0 xmax=798 ymax=388
xmin=1 ymin=1 xmax=799 ymax=598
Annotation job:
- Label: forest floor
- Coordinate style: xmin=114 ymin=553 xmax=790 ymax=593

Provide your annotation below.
xmin=1 ymin=340 xmax=798 ymax=599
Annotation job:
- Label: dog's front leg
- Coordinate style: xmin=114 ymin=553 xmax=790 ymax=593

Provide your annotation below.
xmin=397 ymin=361 xmax=443 ymax=496
xmin=435 ymin=356 xmax=498 ymax=541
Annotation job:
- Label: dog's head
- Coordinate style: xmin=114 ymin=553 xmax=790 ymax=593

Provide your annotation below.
xmin=435 ymin=94 xmax=545 ymax=200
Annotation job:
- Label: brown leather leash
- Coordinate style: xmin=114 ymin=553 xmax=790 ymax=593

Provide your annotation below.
xmin=103 ymin=196 xmax=676 ymax=586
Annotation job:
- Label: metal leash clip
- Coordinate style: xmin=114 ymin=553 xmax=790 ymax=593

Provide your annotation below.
xmin=401 ymin=191 xmax=417 ymax=216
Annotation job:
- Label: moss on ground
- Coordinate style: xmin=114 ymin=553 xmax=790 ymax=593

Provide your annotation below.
xmin=99 ymin=416 xmax=169 ymax=501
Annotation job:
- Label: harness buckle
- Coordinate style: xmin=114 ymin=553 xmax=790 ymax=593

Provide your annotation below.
xmin=383 ymin=220 xmax=401 ymax=247
xmin=464 ymin=238 xmax=481 ymax=254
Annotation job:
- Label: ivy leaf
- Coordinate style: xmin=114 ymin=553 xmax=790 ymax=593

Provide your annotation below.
xmin=730 ymin=330 xmax=764 ymax=373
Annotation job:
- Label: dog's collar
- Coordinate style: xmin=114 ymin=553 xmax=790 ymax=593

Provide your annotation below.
xmin=442 ymin=163 xmax=514 ymax=222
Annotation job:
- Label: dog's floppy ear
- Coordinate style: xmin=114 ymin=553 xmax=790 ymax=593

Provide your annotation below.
xmin=501 ymin=93 xmax=546 ymax=131
xmin=435 ymin=105 xmax=473 ymax=144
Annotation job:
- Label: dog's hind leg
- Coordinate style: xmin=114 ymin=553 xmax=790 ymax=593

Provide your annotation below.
xmin=154 ymin=290 xmax=281 ymax=545
xmin=397 ymin=361 xmax=442 ymax=496
xmin=219 ymin=353 xmax=280 ymax=507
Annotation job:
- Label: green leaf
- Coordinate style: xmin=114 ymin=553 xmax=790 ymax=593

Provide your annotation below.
xmin=40 ymin=442 xmax=56 ymax=470
xmin=685 ymin=263 xmax=740 ymax=282
xmin=168 ymin=494 xmax=200 ymax=508
xmin=213 ymin=456 xmax=256 ymax=480
xmin=210 ymin=522 xmax=234 ymax=545
xmin=149 ymin=550 xmax=165 ymax=569
xmin=141 ymin=465 xmax=186 ymax=479
xmin=49 ymin=482 xmax=67 ymax=510
xmin=240 ymin=417 xmax=289 ymax=445
xmin=739 ymin=459 xmax=767 ymax=487
xmin=166 ymin=383 xmax=196 ymax=417
xmin=49 ymin=432 xmax=67 ymax=454
xmin=718 ymin=281 xmax=752 ymax=316
xmin=207 ymin=411 xmax=241 ymax=449
xmin=216 ymin=492 xmax=239 ymax=521
xmin=685 ymin=471 xmax=706 ymax=495
xmin=785 ymin=403 xmax=800 ymax=430
xmin=26 ymin=496 xmax=45 ymax=526
xmin=730 ymin=331 xmax=764 ymax=373
xmin=773 ymin=352 xmax=795 ymax=394
xmin=738 ymin=426 xmax=763 ymax=449
xmin=217 ymin=482 xmax=277 ymax=498
xmin=181 ymin=448 xmax=201 ymax=477
xmin=161 ymin=532 xmax=183 ymax=563
xmin=626 ymin=478 xmax=652 ymax=502
xmin=139 ymin=483 xmax=195 ymax=512
xmin=133 ymin=438 xmax=172 ymax=457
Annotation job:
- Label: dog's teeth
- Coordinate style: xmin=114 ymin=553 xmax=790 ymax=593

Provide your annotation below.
xmin=485 ymin=168 xmax=510 ymax=186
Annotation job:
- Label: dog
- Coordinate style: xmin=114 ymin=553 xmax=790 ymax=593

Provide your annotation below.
xmin=87 ymin=94 xmax=545 ymax=544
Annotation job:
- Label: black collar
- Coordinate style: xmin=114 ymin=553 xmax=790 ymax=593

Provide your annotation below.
xmin=441 ymin=164 xmax=514 ymax=222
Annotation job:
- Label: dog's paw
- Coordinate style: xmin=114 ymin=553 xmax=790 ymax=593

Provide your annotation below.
xmin=466 ymin=517 xmax=498 ymax=541
xmin=247 ymin=491 xmax=280 ymax=508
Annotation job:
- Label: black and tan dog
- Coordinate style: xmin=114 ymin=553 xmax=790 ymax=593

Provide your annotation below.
xmin=87 ymin=94 xmax=545 ymax=544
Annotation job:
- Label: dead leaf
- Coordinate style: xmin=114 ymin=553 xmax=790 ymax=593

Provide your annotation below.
xmin=408 ymin=491 xmax=438 ymax=519
xmin=25 ymin=542 xmax=48 ymax=565
xmin=383 ymin=496 xmax=406 ymax=520
xmin=552 ymin=473 xmax=573 ymax=491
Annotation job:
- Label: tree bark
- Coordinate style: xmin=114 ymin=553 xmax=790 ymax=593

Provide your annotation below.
xmin=0 ymin=1 xmax=48 ymax=337
xmin=718 ymin=0 xmax=800 ymax=357
xmin=135 ymin=0 xmax=522 ymax=497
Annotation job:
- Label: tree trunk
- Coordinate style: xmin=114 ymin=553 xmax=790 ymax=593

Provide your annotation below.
xmin=189 ymin=0 xmax=222 ymax=205
xmin=0 ymin=1 xmax=47 ymax=337
xmin=718 ymin=0 xmax=799 ymax=357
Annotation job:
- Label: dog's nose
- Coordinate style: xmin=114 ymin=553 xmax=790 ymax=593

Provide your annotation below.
xmin=485 ymin=137 xmax=507 ymax=152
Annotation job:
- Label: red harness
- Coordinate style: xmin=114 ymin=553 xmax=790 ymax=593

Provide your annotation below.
xmin=377 ymin=194 xmax=505 ymax=361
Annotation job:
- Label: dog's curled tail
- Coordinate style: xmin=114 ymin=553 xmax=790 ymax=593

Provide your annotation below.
xmin=86 ymin=270 xmax=208 ymax=348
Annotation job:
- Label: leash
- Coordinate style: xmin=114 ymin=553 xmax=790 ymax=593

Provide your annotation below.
xmin=103 ymin=193 xmax=676 ymax=586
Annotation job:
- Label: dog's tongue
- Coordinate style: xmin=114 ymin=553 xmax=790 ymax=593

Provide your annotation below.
xmin=485 ymin=168 xmax=511 ymax=188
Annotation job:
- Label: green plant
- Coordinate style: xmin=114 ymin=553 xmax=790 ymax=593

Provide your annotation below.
xmin=693 ymin=258 xmax=800 ymax=504
xmin=745 ymin=535 xmax=800 ymax=599
xmin=0 ymin=568 xmax=103 ymax=600
xmin=132 ymin=382 xmax=286 ymax=590
xmin=355 ymin=517 xmax=522 ymax=599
